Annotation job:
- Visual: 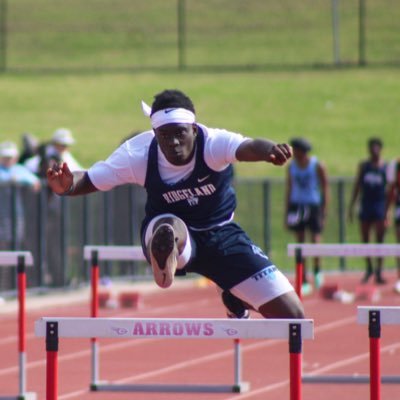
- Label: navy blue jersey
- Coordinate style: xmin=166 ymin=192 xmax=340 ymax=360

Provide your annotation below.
xmin=360 ymin=161 xmax=387 ymax=205
xmin=143 ymin=127 xmax=236 ymax=229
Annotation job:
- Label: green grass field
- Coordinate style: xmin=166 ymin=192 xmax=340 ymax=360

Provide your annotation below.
xmin=1 ymin=68 xmax=399 ymax=178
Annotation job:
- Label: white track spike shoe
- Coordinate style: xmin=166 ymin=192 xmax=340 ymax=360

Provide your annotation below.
xmin=149 ymin=223 xmax=178 ymax=289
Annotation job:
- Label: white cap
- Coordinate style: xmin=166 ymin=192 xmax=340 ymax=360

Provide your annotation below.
xmin=0 ymin=141 xmax=19 ymax=158
xmin=52 ymin=128 xmax=75 ymax=146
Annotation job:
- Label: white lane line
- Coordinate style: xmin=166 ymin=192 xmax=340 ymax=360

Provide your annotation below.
xmin=58 ymin=340 xmax=283 ymax=400
xmin=306 ymin=341 xmax=400 ymax=376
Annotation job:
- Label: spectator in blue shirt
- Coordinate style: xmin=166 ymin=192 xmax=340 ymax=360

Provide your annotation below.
xmin=285 ymin=138 xmax=329 ymax=295
xmin=0 ymin=141 xmax=40 ymax=249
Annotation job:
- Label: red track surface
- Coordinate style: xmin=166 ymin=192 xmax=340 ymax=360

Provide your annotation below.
xmin=1 ymin=272 xmax=400 ymax=400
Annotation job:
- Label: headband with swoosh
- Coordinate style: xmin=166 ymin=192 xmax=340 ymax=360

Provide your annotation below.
xmin=141 ymin=101 xmax=196 ymax=129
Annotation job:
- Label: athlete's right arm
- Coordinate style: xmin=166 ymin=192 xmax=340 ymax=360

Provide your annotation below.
xmin=47 ymin=162 xmax=98 ymax=196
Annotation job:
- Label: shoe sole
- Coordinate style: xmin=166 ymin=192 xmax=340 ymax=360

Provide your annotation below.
xmin=149 ymin=224 xmax=178 ymax=289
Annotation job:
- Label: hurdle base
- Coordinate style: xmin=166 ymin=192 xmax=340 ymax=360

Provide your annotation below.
xmin=19 ymin=394 xmax=37 ymax=400
xmin=303 ymin=374 xmax=400 ymax=384
xmin=90 ymin=382 xmax=250 ymax=393
xmin=0 ymin=393 xmax=37 ymax=400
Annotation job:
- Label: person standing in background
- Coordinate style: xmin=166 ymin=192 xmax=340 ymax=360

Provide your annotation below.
xmin=349 ymin=138 xmax=387 ymax=284
xmin=385 ymin=157 xmax=400 ymax=293
xmin=24 ymin=128 xmax=82 ymax=178
xmin=24 ymin=128 xmax=83 ymax=285
xmin=0 ymin=141 xmax=41 ymax=249
xmin=18 ymin=133 xmax=40 ymax=164
xmin=285 ymin=137 xmax=329 ymax=295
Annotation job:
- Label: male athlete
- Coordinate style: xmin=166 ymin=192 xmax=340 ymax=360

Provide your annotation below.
xmin=349 ymin=138 xmax=387 ymax=284
xmin=47 ymin=89 xmax=304 ymax=320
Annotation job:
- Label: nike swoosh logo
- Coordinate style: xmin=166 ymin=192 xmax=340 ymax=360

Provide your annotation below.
xmin=164 ymin=109 xmax=175 ymax=114
xmin=197 ymin=175 xmax=210 ymax=183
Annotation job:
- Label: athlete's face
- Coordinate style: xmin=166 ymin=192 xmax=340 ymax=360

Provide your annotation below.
xmin=154 ymin=123 xmax=198 ymax=166
xmin=369 ymin=143 xmax=382 ymax=160
xmin=293 ymin=148 xmax=308 ymax=163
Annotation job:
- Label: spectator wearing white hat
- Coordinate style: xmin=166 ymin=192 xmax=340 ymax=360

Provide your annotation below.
xmin=24 ymin=128 xmax=83 ymax=177
xmin=0 ymin=141 xmax=40 ymax=251
xmin=0 ymin=141 xmax=40 ymax=189
xmin=23 ymin=129 xmax=83 ymax=285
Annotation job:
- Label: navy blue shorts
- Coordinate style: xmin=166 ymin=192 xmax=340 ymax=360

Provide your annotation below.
xmin=185 ymin=223 xmax=277 ymax=290
xmin=359 ymin=201 xmax=385 ymax=222
xmin=286 ymin=203 xmax=323 ymax=234
xmin=141 ymin=218 xmax=294 ymax=309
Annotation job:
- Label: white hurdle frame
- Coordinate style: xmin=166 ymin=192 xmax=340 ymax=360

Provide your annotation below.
xmin=35 ymin=317 xmax=314 ymax=400
xmin=0 ymin=251 xmax=36 ymax=400
xmin=287 ymin=244 xmax=400 ymax=301
xmin=83 ymin=246 xmax=146 ymax=392
xmin=83 ymin=245 xmax=250 ymax=393
xmin=287 ymin=244 xmax=400 ymax=389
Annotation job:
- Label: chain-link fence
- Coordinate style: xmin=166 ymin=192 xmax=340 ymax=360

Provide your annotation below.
xmin=1 ymin=177 xmax=399 ymax=293
xmin=0 ymin=0 xmax=399 ymax=73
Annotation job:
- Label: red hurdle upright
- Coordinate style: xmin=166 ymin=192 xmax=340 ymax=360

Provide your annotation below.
xmin=289 ymin=324 xmax=302 ymax=400
xmin=357 ymin=307 xmax=400 ymax=400
xmin=368 ymin=310 xmax=381 ymax=400
xmin=45 ymin=322 xmax=58 ymax=400
xmin=90 ymin=250 xmax=100 ymax=387
xmin=294 ymin=248 xmax=303 ymax=300
xmin=0 ymin=251 xmax=36 ymax=400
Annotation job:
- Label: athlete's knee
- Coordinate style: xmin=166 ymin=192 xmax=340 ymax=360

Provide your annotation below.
xmin=152 ymin=216 xmax=187 ymax=246
xmin=286 ymin=303 xmax=305 ymax=319
xmin=153 ymin=216 xmax=182 ymax=231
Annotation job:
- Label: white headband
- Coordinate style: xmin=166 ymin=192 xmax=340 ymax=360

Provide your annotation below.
xmin=141 ymin=101 xmax=196 ymax=129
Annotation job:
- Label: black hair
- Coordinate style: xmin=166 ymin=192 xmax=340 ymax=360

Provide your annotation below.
xmin=290 ymin=137 xmax=312 ymax=152
xmin=368 ymin=137 xmax=383 ymax=148
xmin=151 ymin=89 xmax=196 ymax=115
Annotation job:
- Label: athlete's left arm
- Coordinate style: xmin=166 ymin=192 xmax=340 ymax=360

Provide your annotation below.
xmin=317 ymin=162 xmax=329 ymax=218
xmin=235 ymin=139 xmax=292 ymax=166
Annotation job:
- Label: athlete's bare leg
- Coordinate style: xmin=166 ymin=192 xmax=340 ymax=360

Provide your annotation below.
xmin=374 ymin=219 xmax=386 ymax=284
xmin=294 ymin=230 xmax=307 ymax=282
xmin=311 ymin=232 xmax=321 ymax=274
xmin=258 ymin=291 xmax=305 ymax=319
xmin=360 ymin=221 xmax=373 ymax=283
